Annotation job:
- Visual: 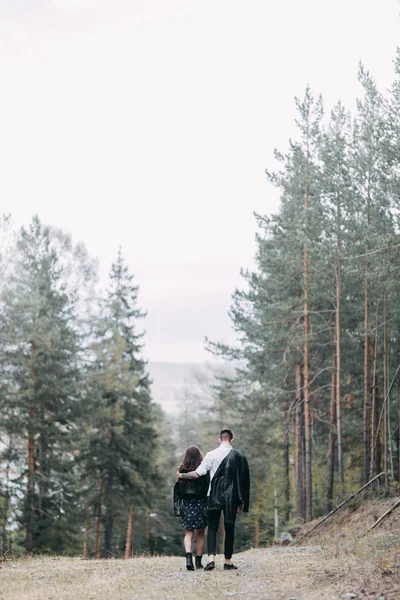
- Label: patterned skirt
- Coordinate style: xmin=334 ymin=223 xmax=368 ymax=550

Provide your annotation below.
xmin=180 ymin=497 xmax=208 ymax=530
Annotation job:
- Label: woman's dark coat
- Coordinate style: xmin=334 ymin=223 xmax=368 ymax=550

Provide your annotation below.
xmin=173 ymin=471 xmax=209 ymax=517
xmin=208 ymin=449 xmax=250 ymax=524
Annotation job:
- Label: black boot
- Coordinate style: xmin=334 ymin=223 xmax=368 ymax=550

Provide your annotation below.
xmin=186 ymin=552 xmax=194 ymax=571
xmin=223 ymin=563 xmax=238 ymax=570
xmin=195 ymin=555 xmax=203 ymax=569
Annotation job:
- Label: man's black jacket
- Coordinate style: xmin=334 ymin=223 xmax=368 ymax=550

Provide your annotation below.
xmin=208 ymin=449 xmax=250 ymax=523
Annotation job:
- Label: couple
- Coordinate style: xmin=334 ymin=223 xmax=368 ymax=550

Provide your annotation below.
xmin=174 ymin=429 xmax=250 ymax=571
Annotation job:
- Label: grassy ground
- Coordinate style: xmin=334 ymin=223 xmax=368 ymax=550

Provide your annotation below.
xmin=3 ymin=498 xmax=400 ymax=600
xmin=1 ymin=541 xmax=400 ymax=600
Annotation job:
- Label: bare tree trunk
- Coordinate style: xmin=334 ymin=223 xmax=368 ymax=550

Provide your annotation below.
xmin=295 ymin=363 xmax=305 ymax=521
xmin=370 ymin=312 xmax=379 ymax=476
xmin=274 ymin=485 xmax=279 ymax=540
xmin=146 ymin=507 xmax=151 ymax=546
xmin=303 ymin=164 xmax=312 ymax=521
xmin=384 ymin=293 xmax=388 ymax=487
xmin=334 ymin=184 xmax=344 ymax=499
xmin=397 ymin=353 xmax=400 ymax=488
xmin=335 ymin=258 xmax=344 ymax=499
xmin=83 ymin=520 xmax=89 ymax=559
xmin=26 ymin=341 xmax=36 ymax=554
xmin=94 ymin=473 xmax=105 ymax=559
xmin=104 ymin=471 xmax=114 ymax=557
xmin=375 ymin=386 xmax=382 ymax=476
xmin=283 ymin=397 xmax=290 ymax=523
xmin=1 ymin=437 xmax=12 ymax=554
xmin=386 ymin=310 xmax=394 ymax=480
xmin=304 ymin=281 xmax=312 ymax=520
xmin=125 ymin=506 xmax=135 ymax=559
xmin=26 ymin=409 xmax=35 ymax=553
xmin=254 ymin=472 xmax=260 ymax=548
xmin=326 ymin=343 xmax=337 ymax=513
xmin=363 ymin=187 xmax=371 ymax=484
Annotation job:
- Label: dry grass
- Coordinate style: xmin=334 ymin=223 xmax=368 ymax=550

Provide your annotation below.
xmin=1 ymin=541 xmax=399 ymax=600
xmin=2 ymin=499 xmax=400 ymax=600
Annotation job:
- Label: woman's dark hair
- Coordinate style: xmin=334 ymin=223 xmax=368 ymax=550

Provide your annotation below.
xmin=179 ymin=445 xmax=203 ymax=472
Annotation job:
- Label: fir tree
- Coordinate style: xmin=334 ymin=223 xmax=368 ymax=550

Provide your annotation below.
xmin=83 ymin=251 xmax=158 ymax=557
xmin=0 ymin=216 xmax=90 ymax=553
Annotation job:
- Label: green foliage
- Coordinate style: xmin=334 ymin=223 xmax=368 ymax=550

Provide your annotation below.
xmin=0 ymin=225 xmax=166 ymax=557
xmin=81 ymin=250 xmax=160 ymax=557
xmin=206 ymin=54 xmax=400 ymax=546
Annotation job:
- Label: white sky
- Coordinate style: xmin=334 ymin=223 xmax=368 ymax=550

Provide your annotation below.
xmin=0 ymin=0 xmax=399 ymax=362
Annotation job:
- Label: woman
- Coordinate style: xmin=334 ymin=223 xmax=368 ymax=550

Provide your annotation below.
xmin=174 ymin=445 xmax=209 ymax=570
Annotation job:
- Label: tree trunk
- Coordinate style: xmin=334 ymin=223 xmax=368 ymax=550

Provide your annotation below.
xmin=398 ymin=372 xmax=400 ymax=487
xmin=295 ymin=363 xmax=305 ymax=521
xmin=304 ymin=255 xmax=312 ymax=521
xmin=336 ymin=258 xmax=344 ymax=499
xmin=326 ymin=342 xmax=337 ymax=513
xmin=26 ymin=340 xmax=36 ymax=554
xmin=26 ymin=409 xmax=35 ymax=553
xmin=274 ymin=485 xmax=279 ymax=540
xmin=370 ymin=313 xmax=379 ymax=476
xmin=363 ymin=186 xmax=371 ymax=484
xmin=104 ymin=471 xmax=114 ymax=557
xmin=254 ymin=472 xmax=260 ymax=548
xmin=125 ymin=506 xmax=135 ymax=559
xmin=1 ymin=437 xmax=12 ymax=554
xmin=94 ymin=473 xmax=105 ymax=559
xmin=146 ymin=507 xmax=151 ymax=545
xmin=383 ymin=293 xmax=388 ymax=487
xmin=283 ymin=397 xmax=290 ymax=523
xmin=303 ymin=166 xmax=312 ymax=522
xmin=375 ymin=387 xmax=382 ymax=476
xmin=38 ymin=426 xmax=48 ymax=520
xmin=83 ymin=520 xmax=89 ymax=559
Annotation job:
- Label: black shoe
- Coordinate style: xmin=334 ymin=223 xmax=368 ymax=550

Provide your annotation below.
xmin=195 ymin=555 xmax=203 ymax=569
xmin=186 ymin=553 xmax=194 ymax=571
xmin=204 ymin=561 xmax=215 ymax=571
xmin=224 ymin=563 xmax=238 ymax=570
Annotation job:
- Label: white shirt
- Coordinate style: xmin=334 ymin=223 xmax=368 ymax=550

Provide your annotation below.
xmin=195 ymin=442 xmax=233 ymax=494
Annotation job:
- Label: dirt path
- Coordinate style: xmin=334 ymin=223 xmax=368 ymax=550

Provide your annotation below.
xmin=1 ymin=546 xmax=399 ymax=600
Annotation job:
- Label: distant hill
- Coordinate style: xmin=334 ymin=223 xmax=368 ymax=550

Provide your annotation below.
xmin=148 ymin=361 xmax=234 ymax=414
xmin=147 ymin=362 xmax=204 ymax=414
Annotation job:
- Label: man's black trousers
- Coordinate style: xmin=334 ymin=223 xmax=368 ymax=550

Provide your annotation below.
xmin=207 ymin=508 xmax=236 ymax=559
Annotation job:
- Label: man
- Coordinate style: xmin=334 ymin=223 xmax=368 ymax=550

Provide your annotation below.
xmin=177 ymin=428 xmax=250 ymax=570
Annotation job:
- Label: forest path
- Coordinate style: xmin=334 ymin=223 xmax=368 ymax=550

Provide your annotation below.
xmin=1 ymin=545 xmax=399 ymax=600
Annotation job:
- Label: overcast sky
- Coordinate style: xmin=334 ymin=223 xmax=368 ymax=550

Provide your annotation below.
xmin=0 ymin=0 xmax=399 ymax=363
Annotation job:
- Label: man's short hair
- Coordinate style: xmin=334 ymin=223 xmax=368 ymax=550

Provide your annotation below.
xmin=219 ymin=428 xmax=233 ymax=441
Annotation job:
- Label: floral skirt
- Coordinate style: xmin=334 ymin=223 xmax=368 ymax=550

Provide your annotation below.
xmin=180 ymin=497 xmax=208 ymax=530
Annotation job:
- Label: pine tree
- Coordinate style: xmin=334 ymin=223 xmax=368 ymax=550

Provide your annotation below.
xmin=354 ymin=66 xmax=388 ymax=484
xmin=0 ymin=216 xmax=91 ymax=553
xmin=83 ymin=251 xmax=158 ymax=557
xmin=320 ymin=101 xmax=354 ymax=501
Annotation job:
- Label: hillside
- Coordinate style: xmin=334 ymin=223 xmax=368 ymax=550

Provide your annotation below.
xmin=297 ymin=495 xmax=400 ymax=546
xmin=148 ymin=361 xmax=232 ymax=414
xmin=147 ymin=362 xmax=201 ymax=413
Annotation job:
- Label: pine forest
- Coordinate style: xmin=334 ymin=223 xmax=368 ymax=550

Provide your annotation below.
xmin=3 ymin=51 xmax=400 ymax=558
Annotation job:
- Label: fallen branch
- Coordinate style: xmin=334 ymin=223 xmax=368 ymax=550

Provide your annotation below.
xmin=292 ymin=472 xmax=385 ymax=545
xmin=359 ymin=497 xmax=400 ymax=538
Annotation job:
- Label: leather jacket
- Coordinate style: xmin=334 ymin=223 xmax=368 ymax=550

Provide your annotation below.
xmin=173 ymin=470 xmax=209 ymax=517
xmin=207 ymin=449 xmax=250 ymax=523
